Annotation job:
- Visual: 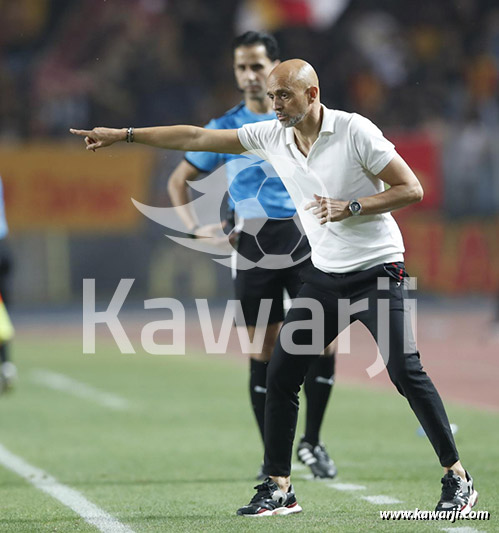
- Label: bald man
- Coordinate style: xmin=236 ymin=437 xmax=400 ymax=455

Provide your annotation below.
xmin=167 ymin=33 xmax=337 ymax=482
xmin=71 ymin=58 xmax=477 ymax=517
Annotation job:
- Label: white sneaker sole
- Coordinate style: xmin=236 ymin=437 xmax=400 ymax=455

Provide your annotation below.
xmin=273 ymin=503 xmax=303 ymax=515
xmin=460 ymin=489 xmax=478 ymax=516
xmin=244 ymin=503 xmax=303 ymax=517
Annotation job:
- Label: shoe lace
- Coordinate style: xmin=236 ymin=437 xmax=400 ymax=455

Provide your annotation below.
xmin=249 ymin=481 xmax=273 ymax=504
xmin=441 ymin=475 xmax=460 ymax=500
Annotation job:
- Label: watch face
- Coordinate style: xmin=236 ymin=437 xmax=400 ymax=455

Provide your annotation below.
xmin=350 ymin=201 xmax=361 ymax=214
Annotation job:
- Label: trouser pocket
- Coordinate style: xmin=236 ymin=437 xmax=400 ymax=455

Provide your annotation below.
xmin=383 ymin=261 xmax=407 ymax=283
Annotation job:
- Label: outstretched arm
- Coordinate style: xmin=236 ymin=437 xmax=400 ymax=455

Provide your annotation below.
xmin=69 ymin=126 xmax=245 ymax=154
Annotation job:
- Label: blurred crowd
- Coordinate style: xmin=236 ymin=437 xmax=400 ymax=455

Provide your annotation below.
xmin=1 ymin=0 xmax=498 ymax=215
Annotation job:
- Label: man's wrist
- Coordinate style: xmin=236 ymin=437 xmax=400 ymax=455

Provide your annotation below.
xmin=348 ymin=199 xmax=363 ymax=216
xmin=125 ymin=127 xmax=134 ymax=143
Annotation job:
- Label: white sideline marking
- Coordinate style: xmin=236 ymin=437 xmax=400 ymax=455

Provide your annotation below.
xmin=291 ymin=462 xmax=307 ymax=471
xmin=30 ymin=369 xmax=131 ymax=411
xmin=328 ymin=483 xmax=367 ymax=491
xmin=0 ymin=443 xmax=135 ymax=533
xmin=361 ymin=495 xmax=403 ymax=505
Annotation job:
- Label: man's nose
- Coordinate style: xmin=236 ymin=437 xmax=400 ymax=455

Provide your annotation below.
xmin=245 ymin=69 xmax=256 ymax=81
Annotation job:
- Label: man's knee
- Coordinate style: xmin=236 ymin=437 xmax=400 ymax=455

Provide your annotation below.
xmin=387 ymin=351 xmax=425 ymax=392
xmin=267 ymin=350 xmax=315 ymax=398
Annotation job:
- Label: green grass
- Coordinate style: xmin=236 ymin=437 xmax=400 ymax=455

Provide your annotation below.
xmin=0 ymin=337 xmax=497 ymax=532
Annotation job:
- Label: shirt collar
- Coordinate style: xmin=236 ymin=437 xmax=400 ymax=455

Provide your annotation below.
xmin=285 ymin=104 xmax=335 ymax=145
xmin=319 ymin=105 xmax=336 ymax=135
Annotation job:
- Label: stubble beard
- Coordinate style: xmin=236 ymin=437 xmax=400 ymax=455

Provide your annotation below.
xmin=280 ymin=112 xmax=306 ymax=128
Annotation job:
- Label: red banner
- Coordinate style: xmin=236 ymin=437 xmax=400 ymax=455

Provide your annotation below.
xmin=1 ymin=143 xmax=154 ymax=233
xmin=398 ymin=216 xmax=499 ymax=293
xmin=388 ymin=133 xmax=443 ymax=211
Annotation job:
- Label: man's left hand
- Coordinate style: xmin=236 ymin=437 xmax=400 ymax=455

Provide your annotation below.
xmin=304 ymin=194 xmax=350 ymax=224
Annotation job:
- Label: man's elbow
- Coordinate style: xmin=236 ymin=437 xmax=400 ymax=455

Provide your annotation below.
xmin=409 ymin=182 xmax=424 ymax=204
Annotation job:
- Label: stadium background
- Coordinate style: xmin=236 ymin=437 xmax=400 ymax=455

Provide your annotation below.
xmin=1 ymin=0 xmax=498 ymax=305
xmin=0 ymin=1 xmax=498 ymax=531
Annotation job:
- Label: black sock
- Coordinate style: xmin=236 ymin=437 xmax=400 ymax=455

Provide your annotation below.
xmin=303 ymin=352 xmax=335 ymax=446
xmin=249 ymin=358 xmax=268 ymax=443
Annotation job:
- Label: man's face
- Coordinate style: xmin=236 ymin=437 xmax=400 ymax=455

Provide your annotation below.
xmin=233 ymin=44 xmax=277 ymax=101
xmin=266 ymin=76 xmax=309 ymax=128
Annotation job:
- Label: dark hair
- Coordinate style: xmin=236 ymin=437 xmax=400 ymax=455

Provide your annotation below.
xmin=232 ymin=31 xmax=280 ymax=61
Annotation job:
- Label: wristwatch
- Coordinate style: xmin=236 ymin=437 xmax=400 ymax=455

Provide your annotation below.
xmin=348 ymin=200 xmax=362 ymax=216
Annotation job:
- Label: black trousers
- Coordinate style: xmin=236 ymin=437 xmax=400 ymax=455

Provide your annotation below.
xmin=263 ymin=262 xmax=459 ymax=476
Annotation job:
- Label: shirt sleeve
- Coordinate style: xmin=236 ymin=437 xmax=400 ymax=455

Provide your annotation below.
xmin=351 ymin=114 xmax=395 ymax=175
xmin=184 ymin=118 xmax=222 ymax=172
xmin=237 ymin=121 xmax=266 ymax=152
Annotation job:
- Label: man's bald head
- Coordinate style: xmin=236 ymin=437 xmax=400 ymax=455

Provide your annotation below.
xmin=267 ymin=59 xmax=321 ymax=128
xmin=269 ymin=59 xmax=319 ymax=91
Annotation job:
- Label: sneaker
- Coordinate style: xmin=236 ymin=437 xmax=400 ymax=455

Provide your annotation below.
xmin=256 ymin=463 xmax=266 ymax=481
xmin=236 ymin=478 xmax=302 ymax=516
xmin=435 ymin=470 xmax=478 ymax=515
xmin=297 ymin=437 xmax=337 ymax=479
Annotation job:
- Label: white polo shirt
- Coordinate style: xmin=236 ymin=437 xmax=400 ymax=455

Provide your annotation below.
xmin=237 ymin=105 xmax=405 ymax=273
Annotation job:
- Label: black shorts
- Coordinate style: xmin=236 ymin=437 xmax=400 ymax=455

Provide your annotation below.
xmin=234 ymin=218 xmax=311 ymax=326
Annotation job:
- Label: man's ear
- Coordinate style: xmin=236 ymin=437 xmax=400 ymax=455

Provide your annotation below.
xmin=307 ymin=86 xmax=319 ymax=102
